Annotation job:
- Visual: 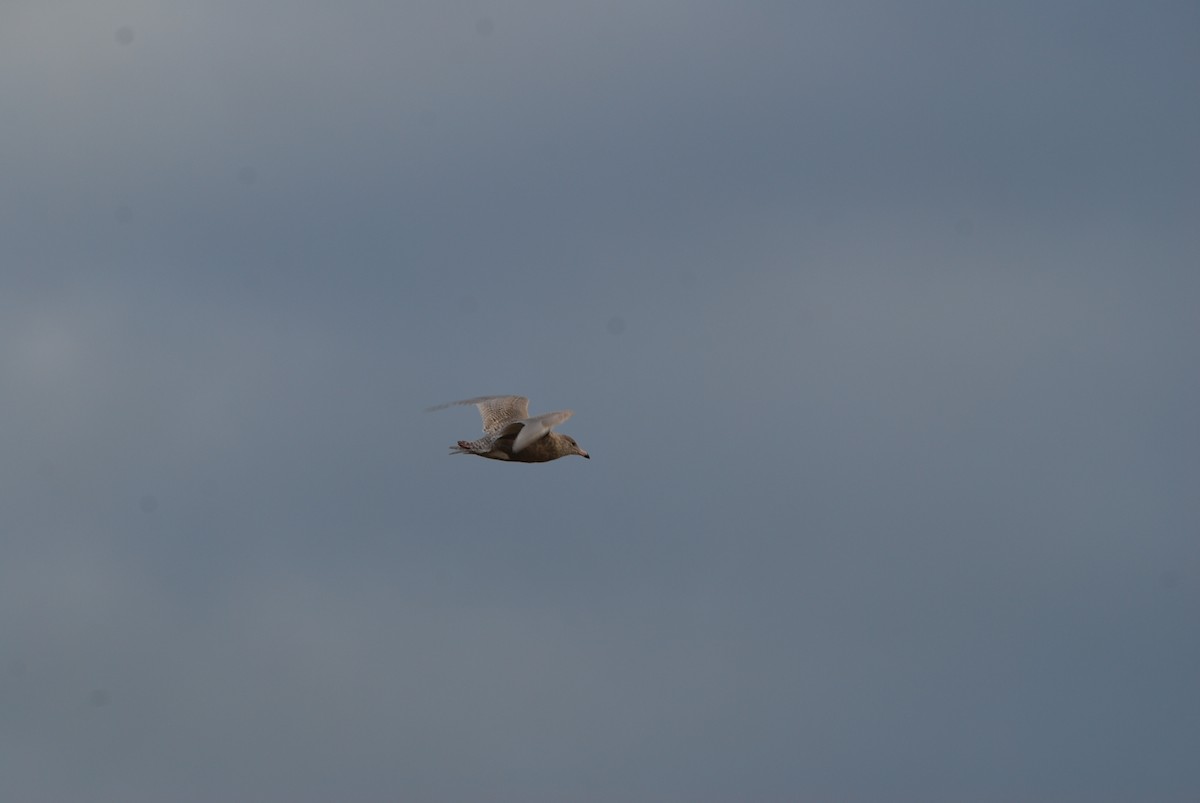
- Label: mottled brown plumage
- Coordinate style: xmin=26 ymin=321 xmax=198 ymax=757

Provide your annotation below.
xmin=426 ymin=395 xmax=590 ymax=463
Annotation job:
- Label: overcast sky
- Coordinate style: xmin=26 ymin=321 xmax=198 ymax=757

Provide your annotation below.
xmin=2 ymin=2 xmax=1198 ymax=801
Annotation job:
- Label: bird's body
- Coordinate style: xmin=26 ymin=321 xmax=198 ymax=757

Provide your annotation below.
xmin=427 ymin=395 xmax=590 ymax=463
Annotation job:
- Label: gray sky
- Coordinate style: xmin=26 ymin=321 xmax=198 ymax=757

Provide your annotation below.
xmin=2 ymin=2 xmax=1198 ymax=801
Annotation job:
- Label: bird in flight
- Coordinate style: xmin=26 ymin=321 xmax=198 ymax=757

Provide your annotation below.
xmin=426 ymin=395 xmax=590 ymax=463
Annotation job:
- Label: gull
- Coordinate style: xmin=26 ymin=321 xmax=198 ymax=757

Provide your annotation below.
xmin=426 ymin=395 xmax=590 ymax=462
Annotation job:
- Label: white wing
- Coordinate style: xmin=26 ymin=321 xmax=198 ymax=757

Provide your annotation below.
xmin=512 ymin=409 xmax=573 ymax=453
xmin=426 ymin=395 xmax=530 ymax=434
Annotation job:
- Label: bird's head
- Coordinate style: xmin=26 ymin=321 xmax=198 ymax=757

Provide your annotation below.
xmin=563 ymin=435 xmax=590 ymax=459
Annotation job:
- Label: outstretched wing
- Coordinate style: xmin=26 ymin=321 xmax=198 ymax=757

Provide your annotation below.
xmin=512 ymin=409 xmax=573 ymax=453
xmin=425 ymin=395 xmax=530 ymax=434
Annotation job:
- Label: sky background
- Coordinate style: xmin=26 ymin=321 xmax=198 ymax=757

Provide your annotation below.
xmin=2 ymin=1 xmax=1198 ymax=801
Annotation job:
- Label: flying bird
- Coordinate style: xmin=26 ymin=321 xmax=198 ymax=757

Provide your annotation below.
xmin=427 ymin=395 xmax=590 ymax=463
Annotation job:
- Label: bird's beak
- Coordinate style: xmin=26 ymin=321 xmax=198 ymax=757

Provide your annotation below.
xmin=579 ymin=449 xmax=590 ymax=459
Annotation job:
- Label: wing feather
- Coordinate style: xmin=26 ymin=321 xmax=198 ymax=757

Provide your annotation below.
xmin=512 ymin=410 xmax=573 ymax=453
xmin=425 ymin=395 xmax=530 ymax=434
